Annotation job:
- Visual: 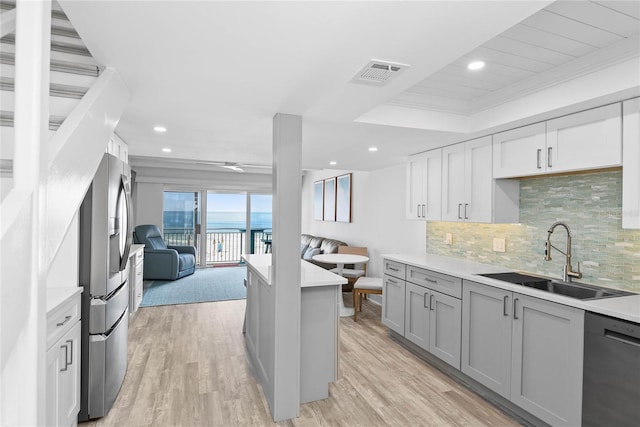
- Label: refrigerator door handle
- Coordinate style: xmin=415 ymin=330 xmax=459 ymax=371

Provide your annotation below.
xmin=117 ymin=174 xmax=133 ymax=272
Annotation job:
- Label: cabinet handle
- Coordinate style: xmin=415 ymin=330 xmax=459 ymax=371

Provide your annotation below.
xmin=513 ymin=298 xmax=519 ymax=320
xmin=503 ymin=295 xmax=509 ymax=316
xmin=66 ymin=339 xmax=73 ymax=366
xmin=387 ymin=278 xmax=398 ymax=284
xmin=547 ymin=147 xmax=553 ymax=168
xmin=457 ymin=204 xmax=462 ymax=219
xmin=424 ymin=277 xmax=437 ymax=284
xmin=422 ymin=204 xmax=426 ymax=218
xmin=388 ymin=267 xmax=399 ymax=272
xmin=60 ymin=344 xmax=69 ymax=372
xmin=464 ymin=203 xmax=469 ymax=220
xmin=536 ymin=149 xmax=542 ymax=169
xmin=417 ymin=204 xmax=421 ymax=218
xmin=423 ymin=293 xmax=428 ymax=308
xmin=56 ymin=315 xmax=72 ymax=327
xmin=430 ymin=294 xmax=435 ymax=311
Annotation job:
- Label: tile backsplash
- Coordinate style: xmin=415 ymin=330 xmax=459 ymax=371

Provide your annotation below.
xmin=426 ymin=171 xmax=640 ymax=293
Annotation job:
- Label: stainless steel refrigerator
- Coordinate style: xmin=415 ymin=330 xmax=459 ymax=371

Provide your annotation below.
xmin=78 ymin=153 xmax=133 ymax=421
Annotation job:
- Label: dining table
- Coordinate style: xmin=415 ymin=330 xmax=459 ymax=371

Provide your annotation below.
xmin=312 ymin=253 xmax=369 ymax=317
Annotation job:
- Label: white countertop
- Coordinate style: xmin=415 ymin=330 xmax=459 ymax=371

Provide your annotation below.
xmin=46 ymin=286 xmax=83 ymax=314
xmin=383 ymin=253 xmax=640 ymax=324
xmin=242 ymin=254 xmax=347 ymax=288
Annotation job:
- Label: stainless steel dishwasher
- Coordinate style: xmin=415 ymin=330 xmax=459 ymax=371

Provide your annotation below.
xmin=583 ymin=312 xmax=640 ymax=426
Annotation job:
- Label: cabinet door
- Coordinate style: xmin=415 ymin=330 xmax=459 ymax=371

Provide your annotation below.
xmin=493 ymin=122 xmax=546 ymax=178
xmin=406 ymin=153 xmax=425 ymax=220
xmin=428 ymin=291 xmax=462 ymax=369
xmin=441 ymin=143 xmax=466 ymax=221
xmin=46 ymin=321 xmax=81 ymax=427
xmin=423 ymin=149 xmax=442 ymax=220
xmin=623 ymin=97 xmax=640 ymax=229
xmin=464 ymin=136 xmax=493 ymax=223
xmin=511 ymin=294 xmax=584 ymax=427
xmin=382 ymin=275 xmax=406 ymax=335
xmin=461 ymin=281 xmax=512 ymax=398
xmin=404 ymin=282 xmax=430 ymax=350
xmin=546 ymin=103 xmax=622 ymax=173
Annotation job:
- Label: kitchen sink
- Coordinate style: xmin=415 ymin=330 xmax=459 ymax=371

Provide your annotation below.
xmin=477 ymin=272 xmax=633 ymax=300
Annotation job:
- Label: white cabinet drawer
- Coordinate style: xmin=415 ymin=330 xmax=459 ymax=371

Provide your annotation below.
xmin=383 ymin=259 xmax=406 ymax=280
xmin=406 ymin=266 xmax=462 ymax=299
xmin=47 ymin=292 xmax=81 ymax=350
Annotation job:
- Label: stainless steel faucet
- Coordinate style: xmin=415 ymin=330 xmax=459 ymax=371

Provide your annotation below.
xmin=544 ymin=221 xmax=582 ymax=282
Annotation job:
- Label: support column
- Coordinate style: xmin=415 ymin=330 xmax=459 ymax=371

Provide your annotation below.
xmin=270 ymin=113 xmax=302 ymax=421
xmin=1 ymin=1 xmax=51 ymax=425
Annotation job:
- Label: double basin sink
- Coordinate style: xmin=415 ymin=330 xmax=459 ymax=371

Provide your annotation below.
xmin=478 ymin=272 xmax=633 ymax=300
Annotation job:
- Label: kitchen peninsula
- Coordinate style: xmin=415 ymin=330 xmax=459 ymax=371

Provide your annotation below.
xmin=242 ymin=254 xmax=347 ymax=404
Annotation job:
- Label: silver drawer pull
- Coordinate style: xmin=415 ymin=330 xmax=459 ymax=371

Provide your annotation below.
xmin=56 ymin=315 xmax=72 ymax=327
xmin=430 ymin=294 xmax=435 ymax=311
xmin=387 ymin=278 xmax=398 ymax=284
xmin=388 ymin=267 xmax=399 ymax=272
xmin=424 ymin=278 xmax=437 ymax=284
xmin=536 ymin=149 xmax=542 ymax=169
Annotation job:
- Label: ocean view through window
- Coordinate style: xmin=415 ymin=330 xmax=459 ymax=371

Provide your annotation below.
xmin=163 ymin=191 xmax=272 ymax=264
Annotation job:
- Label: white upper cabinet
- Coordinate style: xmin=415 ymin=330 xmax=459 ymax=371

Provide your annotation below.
xmin=546 ymin=103 xmax=621 ymax=173
xmin=493 ymin=104 xmax=622 ymax=178
xmin=406 ymin=149 xmax=442 ymax=220
xmin=443 ymin=136 xmax=519 ymax=223
xmin=623 ymin=97 xmax=640 ymax=229
xmin=493 ymin=122 xmax=546 ymax=178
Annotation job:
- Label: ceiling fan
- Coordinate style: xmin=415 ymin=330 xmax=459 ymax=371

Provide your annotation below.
xmin=195 ymin=161 xmax=271 ymax=173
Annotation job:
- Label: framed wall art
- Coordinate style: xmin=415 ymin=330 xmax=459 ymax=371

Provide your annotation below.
xmin=323 ymin=177 xmax=336 ymax=222
xmin=313 ymin=180 xmax=324 ymax=220
xmin=336 ymin=173 xmax=352 ymax=222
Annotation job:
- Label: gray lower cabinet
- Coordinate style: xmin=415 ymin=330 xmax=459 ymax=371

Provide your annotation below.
xmin=405 ymin=282 xmax=430 ymax=349
xmin=462 ymin=280 xmax=584 ymax=427
xmin=403 ymin=279 xmax=462 ymax=369
xmin=461 ymin=281 xmax=512 ymax=398
xmin=429 ymin=291 xmax=461 ymax=369
xmin=382 ymin=274 xmax=405 ymax=335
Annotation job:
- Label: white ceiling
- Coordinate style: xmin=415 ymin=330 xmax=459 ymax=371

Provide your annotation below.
xmin=58 ymin=1 xmax=639 ymax=173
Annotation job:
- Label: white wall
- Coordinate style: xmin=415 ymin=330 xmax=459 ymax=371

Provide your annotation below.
xmin=46 ymin=213 xmax=79 ymax=288
xmin=134 ymin=182 xmax=164 ymax=229
xmin=301 ymin=164 xmax=425 ymax=278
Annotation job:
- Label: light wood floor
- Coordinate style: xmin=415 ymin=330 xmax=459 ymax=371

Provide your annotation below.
xmin=80 ymin=294 xmax=520 ymax=427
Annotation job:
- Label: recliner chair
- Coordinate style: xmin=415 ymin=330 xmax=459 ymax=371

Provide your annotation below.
xmin=133 ymin=224 xmax=196 ymax=280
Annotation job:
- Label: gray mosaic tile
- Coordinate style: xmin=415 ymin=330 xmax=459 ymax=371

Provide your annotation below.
xmin=426 ymin=171 xmax=640 ymax=293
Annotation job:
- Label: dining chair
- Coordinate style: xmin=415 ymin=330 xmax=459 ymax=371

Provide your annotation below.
xmin=353 ymin=277 xmax=383 ymax=321
xmin=330 ymin=246 xmax=367 ymax=291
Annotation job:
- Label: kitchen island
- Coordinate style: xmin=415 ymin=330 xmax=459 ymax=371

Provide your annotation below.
xmin=242 ymin=254 xmax=347 ymax=404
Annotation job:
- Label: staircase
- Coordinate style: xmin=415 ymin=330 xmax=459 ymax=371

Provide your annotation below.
xmin=0 ymin=1 xmax=129 ymax=425
xmin=1 ymin=0 xmax=102 ymax=201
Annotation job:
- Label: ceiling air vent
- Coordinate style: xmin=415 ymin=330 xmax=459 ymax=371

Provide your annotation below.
xmin=351 ymin=59 xmax=410 ymax=86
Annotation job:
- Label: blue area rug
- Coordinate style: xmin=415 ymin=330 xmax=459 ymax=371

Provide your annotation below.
xmin=140 ymin=266 xmax=246 ymax=307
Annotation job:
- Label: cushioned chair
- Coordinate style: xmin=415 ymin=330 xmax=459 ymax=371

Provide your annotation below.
xmin=330 ymin=246 xmax=367 ymax=292
xmin=133 ymin=224 xmax=196 ymax=280
xmin=353 ymin=277 xmax=383 ymax=322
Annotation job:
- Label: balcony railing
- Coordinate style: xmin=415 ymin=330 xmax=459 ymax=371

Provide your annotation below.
xmin=163 ymin=228 xmax=271 ymax=264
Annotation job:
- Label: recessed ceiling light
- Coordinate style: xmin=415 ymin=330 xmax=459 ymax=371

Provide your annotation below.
xmin=162 ymin=148 xmax=172 ymax=153
xmin=467 ymin=60 xmax=485 ymax=71
xmin=154 ymin=126 xmax=167 ymax=133
xmin=368 ymin=147 xmax=378 ymax=152
xmin=329 ymin=161 xmax=337 ymax=166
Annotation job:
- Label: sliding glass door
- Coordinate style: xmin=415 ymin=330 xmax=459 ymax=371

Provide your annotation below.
xmin=162 ymin=191 xmax=201 ymax=262
xmin=163 ymin=190 xmax=272 ymax=266
xmin=206 ymin=192 xmax=247 ymax=264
